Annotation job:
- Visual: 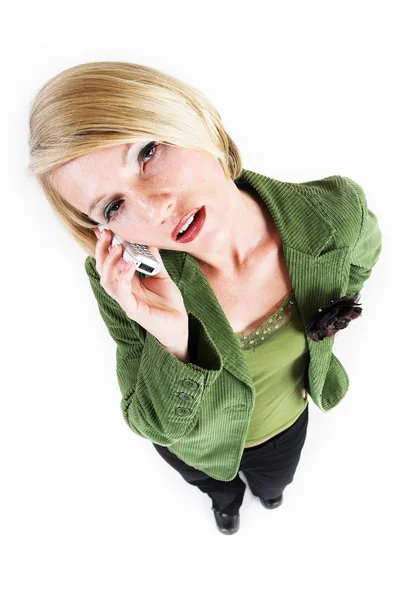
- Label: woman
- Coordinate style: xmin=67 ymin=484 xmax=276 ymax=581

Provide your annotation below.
xmin=27 ymin=61 xmax=382 ymax=536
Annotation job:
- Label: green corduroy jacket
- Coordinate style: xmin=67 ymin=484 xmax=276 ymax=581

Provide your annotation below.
xmin=84 ymin=168 xmax=383 ymax=481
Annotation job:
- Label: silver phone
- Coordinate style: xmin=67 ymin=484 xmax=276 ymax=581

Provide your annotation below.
xmin=98 ymin=224 xmax=161 ymax=276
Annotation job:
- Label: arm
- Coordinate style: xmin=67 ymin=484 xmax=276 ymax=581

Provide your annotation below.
xmin=343 ymin=177 xmax=383 ymax=298
xmin=84 ymin=256 xmax=223 ymax=445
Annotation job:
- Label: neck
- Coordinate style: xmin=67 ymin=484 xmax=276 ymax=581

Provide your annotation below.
xmin=191 ymin=181 xmax=274 ymax=278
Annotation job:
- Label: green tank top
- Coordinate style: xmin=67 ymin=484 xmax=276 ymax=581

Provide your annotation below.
xmin=234 ymin=289 xmax=310 ymax=447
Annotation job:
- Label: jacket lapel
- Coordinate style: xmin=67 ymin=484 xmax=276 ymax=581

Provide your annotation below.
xmin=161 ymin=169 xmax=350 ymax=405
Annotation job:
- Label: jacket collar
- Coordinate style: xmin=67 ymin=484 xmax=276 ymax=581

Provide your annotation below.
xmin=161 ymin=168 xmax=350 ymax=402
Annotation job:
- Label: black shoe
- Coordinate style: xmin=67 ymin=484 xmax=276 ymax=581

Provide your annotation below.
xmin=212 ymin=508 xmax=240 ymax=535
xmin=260 ymin=493 xmax=283 ymax=509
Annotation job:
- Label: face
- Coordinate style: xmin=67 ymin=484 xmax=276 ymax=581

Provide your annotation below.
xmin=51 ymin=141 xmax=231 ymax=249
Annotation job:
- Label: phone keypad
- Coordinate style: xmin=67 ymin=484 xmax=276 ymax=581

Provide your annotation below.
xmin=129 ymin=243 xmax=154 ymax=258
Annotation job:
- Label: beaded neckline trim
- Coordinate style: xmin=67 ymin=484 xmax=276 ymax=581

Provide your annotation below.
xmin=234 ymin=290 xmax=297 ymax=350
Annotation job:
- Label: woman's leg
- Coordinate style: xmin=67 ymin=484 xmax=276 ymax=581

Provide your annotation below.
xmin=153 ymin=443 xmax=246 ymax=515
xmin=239 ymin=403 xmax=309 ymax=500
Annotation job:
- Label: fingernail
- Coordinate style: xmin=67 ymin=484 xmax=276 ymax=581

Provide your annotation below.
xmin=100 ymin=230 xmax=105 ymax=240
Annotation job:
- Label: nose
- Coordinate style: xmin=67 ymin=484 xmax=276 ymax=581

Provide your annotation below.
xmin=152 ymin=200 xmax=177 ymax=231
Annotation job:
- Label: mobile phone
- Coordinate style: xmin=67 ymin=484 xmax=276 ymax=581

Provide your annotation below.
xmin=97 ymin=224 xmax=161 ymax=276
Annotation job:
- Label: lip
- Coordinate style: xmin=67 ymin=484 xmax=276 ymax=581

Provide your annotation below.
xmin=174 ymin=206 xmax=206 ymax=243
xmin=171 ymin=206 xmax=203 ymax=241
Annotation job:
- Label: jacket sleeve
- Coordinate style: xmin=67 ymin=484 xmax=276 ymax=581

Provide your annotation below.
xmin=343 ymin=177 xmax=383 ymax=298
xmin=84 ymin=256 xmax=223 ymax=446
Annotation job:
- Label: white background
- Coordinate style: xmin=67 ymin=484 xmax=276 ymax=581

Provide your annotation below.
xmin=1 ymin=1 xmax=397 ymax=598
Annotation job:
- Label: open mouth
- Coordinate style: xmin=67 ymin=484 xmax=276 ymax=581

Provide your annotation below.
xmin=175 ymin=206 xmax=206 ymax=242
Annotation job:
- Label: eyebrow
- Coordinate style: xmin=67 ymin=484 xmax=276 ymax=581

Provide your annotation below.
xmin=87 ymin=143 xmax=138 ymax=217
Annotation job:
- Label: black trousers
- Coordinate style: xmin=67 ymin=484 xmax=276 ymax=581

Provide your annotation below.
xmin=153 ymin=402 xmax=309 ymax=515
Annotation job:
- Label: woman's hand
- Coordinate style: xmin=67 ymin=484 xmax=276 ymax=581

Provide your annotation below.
xmin=94 ymin=228 xmax=189 ymax=351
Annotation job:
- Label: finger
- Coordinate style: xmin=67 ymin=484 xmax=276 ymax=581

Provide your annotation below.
xmin=117 ymin=260 xmax=139 ymax=316
xmin=100 ymin=246 xmax=120 ymax=302
xmin=95 ymin=228 xmax=111 ymax=276
xmin=100 ymin=242 xmax=122 ymax=289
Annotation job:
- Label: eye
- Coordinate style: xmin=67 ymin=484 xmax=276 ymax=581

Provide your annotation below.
xmin=139 ymin=141 xmax=159 ymax=165
xmin=102 ymin=142 xmax=160 ymax=223
xmin=104 ymin=198 xmax=124 ymax=223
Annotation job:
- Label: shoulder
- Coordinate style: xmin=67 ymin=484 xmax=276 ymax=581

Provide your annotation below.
xmin=289 ymin=174 xmax=366 ymax=248
xmin=294 ymin=174 xmax=365 ymax=205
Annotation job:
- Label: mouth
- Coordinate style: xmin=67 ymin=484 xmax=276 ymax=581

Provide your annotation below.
xmin=172 ymin=206 xmax=206 ymax=242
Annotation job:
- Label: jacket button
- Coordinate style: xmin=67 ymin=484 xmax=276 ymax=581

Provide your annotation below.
xmin=177 ymin=392 xmax=192 ymax=402
xmin=182 ymin=379 xmax=198 ymax=391
xmin=175 ymin=407 xmax=191 ymax=416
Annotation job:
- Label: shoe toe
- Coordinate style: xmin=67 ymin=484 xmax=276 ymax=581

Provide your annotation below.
xmin=212 ymin=508 xmax=240 ymax=534
xmin=260 ymin=493 xmax=283 ymax=509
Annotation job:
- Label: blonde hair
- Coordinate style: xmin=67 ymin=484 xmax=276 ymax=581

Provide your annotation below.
xmin=27 ymin=61 xmax=243 ymax=258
